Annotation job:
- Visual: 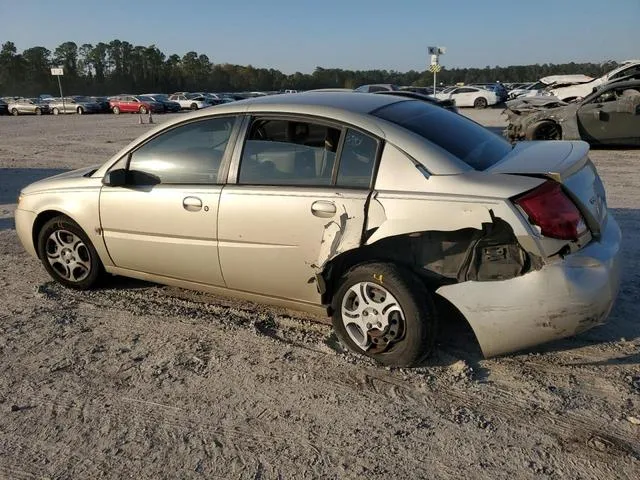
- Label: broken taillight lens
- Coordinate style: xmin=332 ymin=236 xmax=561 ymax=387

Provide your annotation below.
xmin=514 ymin=181 xmax=587 ymax=240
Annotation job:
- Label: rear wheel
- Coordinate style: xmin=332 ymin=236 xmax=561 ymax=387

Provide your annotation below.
xmin=526 ymin=120 xmax=562 ymax=140
xmin=52 ymin=107 xmax=60 ymax=115
xmin=190 ymin=103 xmax=198 ymax=110
xmin=474 ymin=97 xmax=488 ymax=109
xmin=77 ymin=106 xmax=84 ymax=115
xmin=331 ymin=262 xmax=437 ymax=367
xmin=37 ymin=216 xmax=104 ymax=290
xmin=112 ymin=106 xmax=120 ymax=115
xmin=35 ymin=107 xmax=42 ymax=115
xmin=139 ymin=105 xmax=148 ymax=114
xmin=11 ymin=108 xmax=18 ymax=116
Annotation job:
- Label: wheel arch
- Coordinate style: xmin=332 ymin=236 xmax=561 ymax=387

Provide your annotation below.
xmin=32 ymin=210 xmax=74 ymax=259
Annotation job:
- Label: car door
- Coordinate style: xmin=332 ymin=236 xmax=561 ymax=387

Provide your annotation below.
xmin=217 ymin=116 xmax=379 ymax=304
xmin=577 ymin=86 xmax=640 ymax=144
xmin=99 ymin=115 xmax=240 ymax=285
xmin=451 ymin=88 xmax=472 ymax=107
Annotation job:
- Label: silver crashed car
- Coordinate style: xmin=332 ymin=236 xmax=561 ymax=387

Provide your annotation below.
xmin=48 ymin=96 xmax=102 ymax=115
xmin=15 ymin=92 xmax=621 ymax=366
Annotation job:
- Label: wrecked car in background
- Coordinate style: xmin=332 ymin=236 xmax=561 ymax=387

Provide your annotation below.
xmin=504 ymin=79 xmax=640 ymax=145
xmin=14 ymin=92 xmax=621 ymax=367
xmin=508 ymin=75 xmax=594 ymax=99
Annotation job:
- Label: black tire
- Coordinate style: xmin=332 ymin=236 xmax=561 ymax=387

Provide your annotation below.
xmin=474 ymin=97 xmax=488 ymax=109
xmin=190 ymin=103 xmax=198 ymax=110
xmin=526 ymin=120 xmax=562 ymax=141
xmin=77 ymin=106 xmax=84 ymax=115
xmin=112 ymin=106 xmax=120 ymax=115
xmin=139 ymin=105 xmax=148 ymax=114
xmin=11 ymin=108 xmax=18 ymax=116
xmin=37 ymin=216 xmax=104 ymax=290
xmin=331 ymin=262 xmax=437 ymax=367
xmin=52 ymin=107 xmax=60 ymax=115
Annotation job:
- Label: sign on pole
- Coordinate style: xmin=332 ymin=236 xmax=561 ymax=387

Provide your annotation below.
xmin=50 ymin=67 xmax=65 ymax=113
xmin=427 ymin=46 xmax=446 ymax=95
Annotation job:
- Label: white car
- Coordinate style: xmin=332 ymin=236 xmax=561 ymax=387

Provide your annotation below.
xmin=511 ymin=75 xmax=594 ymax=100
xmin=168 ymin=93 xmax=209 ymax=110
xmin=434 ymin=86 xmax=497 ymax=108
xmin=550 ymin=60 xmax=640 ymax=101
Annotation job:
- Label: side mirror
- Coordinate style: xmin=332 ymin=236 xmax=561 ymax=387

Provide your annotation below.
xmin=102 ymin=168 xmax=128 ymax=187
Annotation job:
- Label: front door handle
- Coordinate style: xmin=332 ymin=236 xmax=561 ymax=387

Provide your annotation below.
xmin=311 ymin=200 xmax=336 ymax=218
xmin=183 ymin=196 xmax=203 ymax=212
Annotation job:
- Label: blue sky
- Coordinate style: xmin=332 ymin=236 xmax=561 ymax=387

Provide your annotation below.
xmin=1 ymin=0 xmax=638 ymax=73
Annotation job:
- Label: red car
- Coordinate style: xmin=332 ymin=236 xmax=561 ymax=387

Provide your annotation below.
xmin=109 ymin=95 xmax=164 ymax=114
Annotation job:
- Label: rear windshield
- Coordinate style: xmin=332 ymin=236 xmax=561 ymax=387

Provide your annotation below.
xmin=373 ymin=100 xmax=512 ymax=170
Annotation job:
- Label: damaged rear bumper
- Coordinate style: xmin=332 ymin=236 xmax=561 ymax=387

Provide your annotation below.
xmin=436 ymin=214 xmax=622 ymax=357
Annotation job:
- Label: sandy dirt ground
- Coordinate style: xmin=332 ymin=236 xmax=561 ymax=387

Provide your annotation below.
xmin=0 ymin=108 xmax=638 ymax=479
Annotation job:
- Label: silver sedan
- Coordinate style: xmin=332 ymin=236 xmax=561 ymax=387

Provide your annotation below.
xmin=15 ymin=92 xmax=621 ymax=366
xmin=48 ymin=96 xmax=101 ymax=115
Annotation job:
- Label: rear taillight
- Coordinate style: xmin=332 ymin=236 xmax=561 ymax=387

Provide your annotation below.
xmin=514 ymin=181 xmax=587 ymax=240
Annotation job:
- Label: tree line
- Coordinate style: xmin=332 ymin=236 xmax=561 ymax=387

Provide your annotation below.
xmin=0 ymin=40 xmax=619 ymax=97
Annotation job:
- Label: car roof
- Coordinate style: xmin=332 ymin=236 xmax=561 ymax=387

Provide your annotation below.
xmin=235 ymin=91 xmax=405 ymax=114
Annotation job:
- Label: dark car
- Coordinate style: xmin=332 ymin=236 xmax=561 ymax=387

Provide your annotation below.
xmin=0 ymin=99 xmax=8 ymax=115
xmin=89 ymin=96 xmax=112 ymax=113
xmin=504 ymin=79 xmax=640 ymax=146
xmin=143 ymin=93 xmax=182 ymax=113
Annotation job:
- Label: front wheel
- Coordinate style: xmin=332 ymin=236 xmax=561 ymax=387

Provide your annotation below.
xmin=526 ymin=120 xmax=562 ymax=140
xmin=139 ymin=105 xmax=148 ymax=114
xmin=474 ymin=97 xmax=488 ymax=109
xmin=77 ymin=107 xmax=84 ymax=115
xmin=52 ymin=107 xmax=60 ymax=115
xmin=331 ymin=263 xmax=437 ymax=367
xmin=190 ymin=103 xmax=198 ymax=110
xmin=11 ymin=108 xmax=18 ymax=116
xmin=37 ymin=216 xmax=104 ymax=290
xmin=35 ymin=108 xmax=42 ymax=115
xmin=112 ymin=106 xmax=120 ymax=115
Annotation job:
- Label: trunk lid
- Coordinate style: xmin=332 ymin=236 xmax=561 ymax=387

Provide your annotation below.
xmin=489 ymin=140 xmax=608 ymax=236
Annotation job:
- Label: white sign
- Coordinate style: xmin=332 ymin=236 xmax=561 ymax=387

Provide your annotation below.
xmin=51 ymin=68 xmax=64 ymax=76
xmin=431 ymin=54 xmax=439 ymax=65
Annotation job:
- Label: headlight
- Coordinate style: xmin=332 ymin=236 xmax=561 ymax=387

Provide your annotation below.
xmin=17 ymin=193 xmax=23 ymax=205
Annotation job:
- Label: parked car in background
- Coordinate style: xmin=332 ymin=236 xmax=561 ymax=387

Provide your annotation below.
xmin=434 ymin=86 xmax=498 ymax=108
xmin=7 ymin=98 xmax=50 ymax=115
xmin=168 ymin=93 xmax=209 ymax=110
xmin=14 ymin=92 xmax=621 ymax=367
xmin=109 ymin=95 xmax=163 ymax=114
xmin=505 ymin=79 xmax=640 ymax=145
xmin=49 ymin=96 xmax=101 ymax=115
xmin=472 ymin=83 xmax=508 ymax=103
xmin=355 ymin=84 xmax=400 ymax=93
xmin=549 ymin=60 xmax=640 ymax=101
xmin=143 ymin=93 xmax=181 ymax=113
xmin=0 ymin=99 xmax=8 ymax=115
xmin=89 ymin=96 xmax=112 ymax=113
xmin=510 ymin=75 xmax=594 ymax=99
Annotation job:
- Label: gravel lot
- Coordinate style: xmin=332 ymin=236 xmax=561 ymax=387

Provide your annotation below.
xmin=0 ymin=109 xmax=638 ymax=479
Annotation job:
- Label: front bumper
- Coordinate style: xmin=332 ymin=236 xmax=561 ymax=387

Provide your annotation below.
xmin=15 ymin=208 xmax=38 ymax=258
xmin=436 ymin=213 xmax=622 ymax=357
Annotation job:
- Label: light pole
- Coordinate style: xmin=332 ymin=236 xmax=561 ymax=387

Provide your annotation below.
xmin=427 ymin=47 xmax=445 ymax=95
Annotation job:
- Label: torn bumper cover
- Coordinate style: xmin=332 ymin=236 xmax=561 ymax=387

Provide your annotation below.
xmin=436 ymin=214 xmax=622 ymax=357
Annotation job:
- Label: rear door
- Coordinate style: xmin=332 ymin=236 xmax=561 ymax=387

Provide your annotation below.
xmin=217 ymin=116 xmax=379 ymax=304
xmin=577 ymin=86 xmax=640 ymax=145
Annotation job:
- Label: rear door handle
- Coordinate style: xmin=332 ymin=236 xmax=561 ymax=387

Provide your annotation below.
xmin=183 ymin=196 xmax=203 ymax=212
xmin=311 ymin=200 xmax=336 ymax=218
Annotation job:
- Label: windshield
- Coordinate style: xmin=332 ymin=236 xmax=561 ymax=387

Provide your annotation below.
xmin=137 ymin=96 xmax=154 ymax=102
xmin=373 ymin=100 xmax=513 ymax=171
